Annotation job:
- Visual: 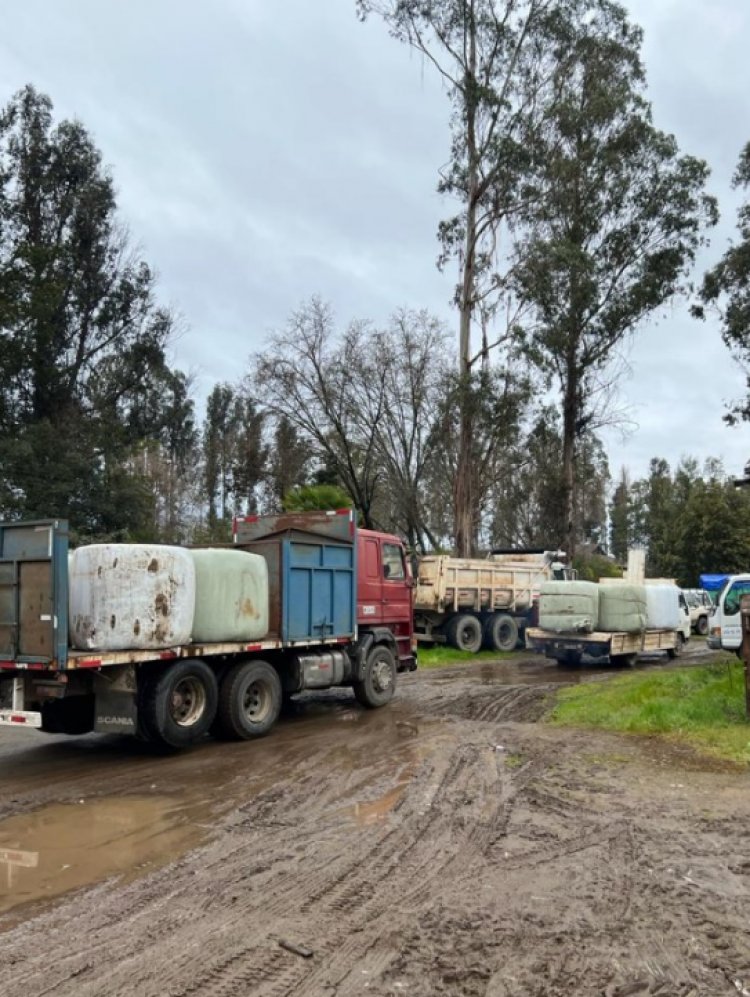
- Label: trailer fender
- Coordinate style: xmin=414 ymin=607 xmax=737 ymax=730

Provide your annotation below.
xmin=354 ymin=630 xmax=398 ymax=681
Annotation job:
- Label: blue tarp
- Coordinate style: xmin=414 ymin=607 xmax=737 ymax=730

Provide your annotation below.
xmin=699 ymin=573 xmax=729 ymax=592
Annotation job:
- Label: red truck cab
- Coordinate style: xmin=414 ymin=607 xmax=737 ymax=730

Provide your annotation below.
xmin=357 ymin=528 xmax=415 ymax=669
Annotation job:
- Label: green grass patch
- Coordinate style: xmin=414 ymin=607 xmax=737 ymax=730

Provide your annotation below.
xmin=550 ymin=660 xmax=750 ymax=765
xmin=417 ymin=645 xmax=518 ymax=669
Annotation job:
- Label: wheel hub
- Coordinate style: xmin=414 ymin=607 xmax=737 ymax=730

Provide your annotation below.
xmin=243 ymin=680 xmax=270 ymax=722
xmin=372 ymin=660 xmax=393 ymax=693
xmin=170 ymin=677 xmax=206 ymax=727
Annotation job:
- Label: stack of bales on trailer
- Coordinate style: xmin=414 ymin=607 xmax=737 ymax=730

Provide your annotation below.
xmin=538 ymin=581 xmax=680 ymax=634
xmin=189 ymin=548 xmax=268 ymax=642
xmin=598 ymin=584 xmax=647 ymax=632
xmin=69 ymin=545 xmax=196 ymax=651
xmin=538 ymin=581 xmax=599 ymax=633
xmin=69 ymin=544 xmax=270 ymax=651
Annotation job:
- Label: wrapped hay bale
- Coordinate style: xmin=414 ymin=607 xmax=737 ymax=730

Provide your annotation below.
xmin=597 ymin=584 xmax=647 ymax=633
xmin=538 ymin=581 xmax=599 ymax=633
xmin=644 ymin=584 xmax=681 ymax=630
xmin=70 ymin=545 xmax=195 ymax=650
xmin=189 ymin=548 xmax=269 ymax=643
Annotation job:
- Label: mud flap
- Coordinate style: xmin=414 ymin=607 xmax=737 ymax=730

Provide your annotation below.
xmin=93 ymin=667 xmax=138 ymax=735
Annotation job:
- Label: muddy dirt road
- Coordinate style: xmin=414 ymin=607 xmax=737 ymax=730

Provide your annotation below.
xmin=1 ymin=650 xmax=749 ymax=996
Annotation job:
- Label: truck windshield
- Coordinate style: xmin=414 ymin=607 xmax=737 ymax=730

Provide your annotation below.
xmin=723 ymin=580 xmax=750 ymax=616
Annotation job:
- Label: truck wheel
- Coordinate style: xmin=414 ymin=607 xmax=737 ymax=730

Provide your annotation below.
xmin=697 ymin=615 xmax=709 ymax=636
xmin=353 ymin=645 xmax=397 ymax=709
xmin=483 ymin=613 xmax=519 ymax=652
xmin=445 ymin=614 xmax=482 ymax=653
xmin=213 ymin=660 xmax=282 ymax=740
xmin=610 ymin=653 xmax=637 ymax=668
xmin=141 ymin=660 xmax=218 ymax=748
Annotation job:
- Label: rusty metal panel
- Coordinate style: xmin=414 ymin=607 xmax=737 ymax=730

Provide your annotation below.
xmin=19 ymin=562 xmax=55 ymax=658
xmin=234 ymin=510 xmax=354 ymax=546
xmin=0 ymin=519 xmax=69 ymax=667
xmin=236 ymin=540 xmax=282 ymax=639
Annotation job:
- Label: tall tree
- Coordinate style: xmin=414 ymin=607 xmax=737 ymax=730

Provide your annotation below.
xmin=255 ymin=299 xmax=385 ymax=529
xmin=267 ymin=416 xmax=312 ymax=509
xmin=229 ymin=391 xmax=268 ymax=516
xmin=699 ymin=142 xmax=750 ymax=424
xmin=609 ymin=468 xmax=631 ymax=562
xmin=356 ymin=0 xmax=561 ymax=555
xmin=361 ymin=310 xmax=451 ymax=551
xmin=0 ymin=85 xmax=180 ymax=537
xmin=203 ymin=383 xmax=237 ymax=535
xmin=512 ymin=1 xmax=717 ymax=554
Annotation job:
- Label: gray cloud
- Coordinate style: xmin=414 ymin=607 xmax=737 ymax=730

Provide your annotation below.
xmin=1 ymin=0 xmax=748 ymax=480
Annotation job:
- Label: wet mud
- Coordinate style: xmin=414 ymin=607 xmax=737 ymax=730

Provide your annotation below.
xmin=0 ymin=647 xmax=748 ymax=996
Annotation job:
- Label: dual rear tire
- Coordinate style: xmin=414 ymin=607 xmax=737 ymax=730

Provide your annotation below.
xmin=140 ymin=658 xmax=281 ymax=748
xmin=444 ymin=612 xmax=519 ymax=653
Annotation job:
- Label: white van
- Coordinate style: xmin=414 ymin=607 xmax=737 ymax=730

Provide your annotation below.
xmin=706 ymin=574 xmax=750 ymax=652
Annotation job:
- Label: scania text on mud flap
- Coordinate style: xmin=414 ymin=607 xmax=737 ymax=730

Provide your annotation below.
xmin=0 ymin=513 xmax=416 ymax=748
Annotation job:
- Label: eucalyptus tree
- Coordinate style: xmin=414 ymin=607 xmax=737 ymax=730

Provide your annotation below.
xmin=356 ymin=0 xmax=562 ymax=555
xmin=510 ymin=1 xmax=717 ymax=554
xmin=699 ymin=142 xmax=750 ymax=424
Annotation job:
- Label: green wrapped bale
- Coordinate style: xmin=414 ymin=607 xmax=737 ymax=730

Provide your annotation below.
xmin=597 ymin=584 xmax=647 ymax=633
xmin=538 ymin=581 xmax=599 ymax=633
xmin=189 ymin=548 xmax=269 ymax=643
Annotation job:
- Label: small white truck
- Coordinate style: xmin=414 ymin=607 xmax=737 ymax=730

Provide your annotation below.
xmin=682 ymin=588 xmax=713 ymax=636
xmin=706 ymin=574 xmax=750 ymax=653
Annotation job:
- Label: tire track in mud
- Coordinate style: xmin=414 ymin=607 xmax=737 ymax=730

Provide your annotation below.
xmin=2 ymin=669 xmax=750 ymax=997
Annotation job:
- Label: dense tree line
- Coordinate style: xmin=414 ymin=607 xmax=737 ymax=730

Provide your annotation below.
xmin=609 ymin=459 xmax=750 ymax=586
xmin=2 ymin=0 xmax=750 ymax=570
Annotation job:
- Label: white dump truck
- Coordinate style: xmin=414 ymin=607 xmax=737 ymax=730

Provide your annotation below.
xmin=526 ymin=580 xmax=690 ymax=667
xmin=413 ymin=549 xmax=575 ymax=653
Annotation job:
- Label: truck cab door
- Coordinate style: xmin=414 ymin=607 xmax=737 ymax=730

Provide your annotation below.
xmin=718 ymin=578 xmax=750 ymax=650
xmin=381 ymin=541 xmax=413 ymax=663
xmin=358 ymin=536 xmax=383 ymax=624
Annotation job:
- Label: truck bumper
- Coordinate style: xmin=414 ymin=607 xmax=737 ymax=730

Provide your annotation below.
xmin=0 ymin=709 xmax=42 ymax=728
xmin=706 ymin=635 xmax=722 ymax=650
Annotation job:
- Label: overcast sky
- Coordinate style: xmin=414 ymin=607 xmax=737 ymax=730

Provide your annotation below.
xmin=1 ymin=0 xmax=749 ymax=482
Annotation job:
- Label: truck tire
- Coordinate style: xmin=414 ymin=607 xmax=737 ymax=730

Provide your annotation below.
xmin=353 ymin=645 xmax=397 ymax=709
xmin=483 ymin=613 xmax=519 ymax=652
xmin=213 ymin=660 xmax=282 ymax=740
xmin=140 ymin=659 xmax=218 ymax=748
xmin=697 ymin=615 xmax=709 ymax=636
xmin=445 ymin=614 xmax=483 ymax=653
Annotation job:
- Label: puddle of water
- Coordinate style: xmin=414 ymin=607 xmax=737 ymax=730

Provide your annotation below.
xmin=0 ymin=795 xmax=208 ymax=917
xmin=347 ymin=779 xmax=411 ymax=826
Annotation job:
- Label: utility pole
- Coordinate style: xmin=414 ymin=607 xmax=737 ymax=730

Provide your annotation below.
xmin=740 ymin=594 xmax=750 ymax=721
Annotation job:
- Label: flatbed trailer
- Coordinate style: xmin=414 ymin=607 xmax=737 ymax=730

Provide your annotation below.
xmin=526 ymin=626 xmax=685 ymax=667
xmin=0 ymin=513 xmax=416 ymax=746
